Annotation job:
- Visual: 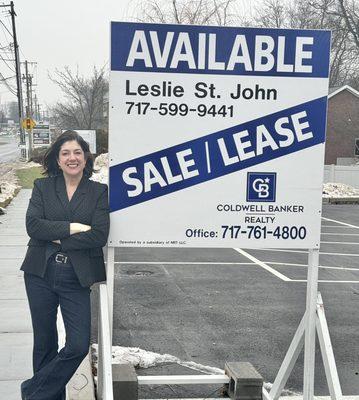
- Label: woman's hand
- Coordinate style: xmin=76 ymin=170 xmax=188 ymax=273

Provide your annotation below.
xmin=70 ymin=222 xmax=91 ymax=235
xmin=51 ymin=224 xmax=91 ymax=244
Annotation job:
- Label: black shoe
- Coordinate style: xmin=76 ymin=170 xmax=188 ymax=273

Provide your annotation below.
xmin=20 ymin=381 xmax=27 ymax=400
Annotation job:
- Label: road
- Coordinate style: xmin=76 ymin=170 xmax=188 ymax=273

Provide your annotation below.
xmin=91 ymin=204 xmax=359 ymax=398
xmin=0 ymin=135 xmax=20 ymax=162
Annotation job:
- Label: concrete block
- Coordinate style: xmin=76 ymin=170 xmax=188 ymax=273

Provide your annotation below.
xmin=225 ymin=362 xmax=263 ymax=400
xmin=67 ymin=352 xmax=96 ymax=400
xmin=112 ymin=363 xmax=138 ymax=400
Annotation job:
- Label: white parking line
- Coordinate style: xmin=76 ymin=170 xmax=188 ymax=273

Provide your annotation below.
xmin=115 ymin=261 xmax=255 ymax=265
xmin=321 ymin=225 xmax=358 ymax=229
xmin=321 ymin=217 xmax=359 ymax=229
xmin=321 ymin=233 xmax=359 ymax=236
xmin=321 ymin=241 xmax=359 ymax=245
xmin=321 ymin=225 xmax=357 ymax=228
xmin=146 ymin=396 xmax=359 ymax=400
xmin=252 ymin=248 xmax=359 ymax=257
xmin=233 ymin=248 xmax=291 ymax=281
xmin=291 ymin=279 xmax=359 ymax=283
xmin=264 ymin=261 xmax=359 ymax=271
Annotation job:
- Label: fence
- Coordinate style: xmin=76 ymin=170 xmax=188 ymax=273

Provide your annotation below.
xmin=324 ymin=165 xmax=359 ymax=188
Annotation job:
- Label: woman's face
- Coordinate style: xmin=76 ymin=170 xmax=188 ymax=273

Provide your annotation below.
xmin=57 ymin=140 xmax=86 ymax=178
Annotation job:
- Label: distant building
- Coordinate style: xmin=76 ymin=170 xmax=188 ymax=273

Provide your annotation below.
xmin=326 ymin=85 xmax=359 ymax=165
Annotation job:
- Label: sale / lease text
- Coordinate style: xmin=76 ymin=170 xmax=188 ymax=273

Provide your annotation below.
xmin=123 ymin=110 xmax=313 ymax=198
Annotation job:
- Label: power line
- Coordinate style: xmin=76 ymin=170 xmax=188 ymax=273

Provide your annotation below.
xmin=0 ymin=16 xmax=11 ymax=36
xmin=0 ymin=50 xmax=14 ymax=71
xmin=0 ymin=71 xmax=16 ymax=95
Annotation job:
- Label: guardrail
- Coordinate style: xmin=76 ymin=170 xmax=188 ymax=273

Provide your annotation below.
xmin=97 ymin=283 xmax=114 ymax=400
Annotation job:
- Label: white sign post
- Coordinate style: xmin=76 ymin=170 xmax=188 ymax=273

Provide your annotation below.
xmin=108 ymin=22 xmax=338 ymax=399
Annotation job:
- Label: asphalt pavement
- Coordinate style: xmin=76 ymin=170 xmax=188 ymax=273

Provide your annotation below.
xmin=90 ymin=204 xmax=359 ymax=399
xmin=1 ymin=187 xmax=358 ymax=399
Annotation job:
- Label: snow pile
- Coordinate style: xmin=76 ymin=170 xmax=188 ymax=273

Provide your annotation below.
xmin=0 ymin=160 xmax=41 ymax=206
xmin=0 ymin=163 xmax=21 ymax=206
xmin=91 ymin=153 xmax=108 ymax=184
xmin=323 ymin=182 xmax=359 ymax=198
xmin=91 ymin=344 xmax=224 ymax=374
xmin=91 ymin=345 xmax=298 ymax=396
xmin=94 ymin=153 xmax=108 ymax=169
xmin=0 ymin=181 xmax=19 ymax=206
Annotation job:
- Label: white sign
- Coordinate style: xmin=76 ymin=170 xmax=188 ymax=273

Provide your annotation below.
xmin=33 ymin=124 xmax=50 ymax=147
xmin=64 ymin=130 xmax=97 ymax=154
xmin=109 ymin=22 xmax=331 ymax=248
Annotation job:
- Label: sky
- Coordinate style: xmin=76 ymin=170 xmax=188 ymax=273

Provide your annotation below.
xmin=0 ymin=0 xmax=255 ymax=111
xmin=0 ymin=0 xmax=135 ymax=109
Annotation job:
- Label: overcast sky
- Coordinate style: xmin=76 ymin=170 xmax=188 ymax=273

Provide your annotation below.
xmin=0 ymin=0 xmax=135 ymax=108
xmin=0 ymin=0 xmax=255 ymax=110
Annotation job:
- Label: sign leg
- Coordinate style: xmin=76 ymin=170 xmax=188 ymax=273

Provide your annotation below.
xmin=270 ymin=313 xmax=305 ymax=400
xmin=106 ymin=246 xmax=115 ymax=344
xmin=316 ymin=293 xmax=342 ymax=400
xmin=303 ymin=249 xmax=319 ymax=400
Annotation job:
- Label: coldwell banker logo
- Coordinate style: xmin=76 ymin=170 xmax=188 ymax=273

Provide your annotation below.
xmin=246 ymin=172 xmax=277 ymax=202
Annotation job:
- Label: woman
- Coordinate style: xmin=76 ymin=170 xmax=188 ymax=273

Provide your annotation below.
xmin=20 ymin=130 xmax=110 ymax=400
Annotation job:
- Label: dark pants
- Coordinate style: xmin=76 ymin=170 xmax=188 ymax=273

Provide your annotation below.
xmin=21 ymin=258 xmax=91 ymax=400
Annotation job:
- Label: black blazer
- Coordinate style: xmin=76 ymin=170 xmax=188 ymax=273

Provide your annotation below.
xmin=20 ymin=174 xmax=110 ymax=287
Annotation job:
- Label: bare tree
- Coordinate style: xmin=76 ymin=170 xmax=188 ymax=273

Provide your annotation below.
xmin=254 ymin=0 xmax=287 ymax=28
xmin=130 ymin=0 xmax=359 ymax=89
xmin=337 ymin=0 xmax=359 ymax=48
xmin=49 ymin=66 xmax=108 ymax=130
xmin=250 ymin=0 xmax=359 ymax=88
xmin=133 ymin=0 xmax=239 ymax=26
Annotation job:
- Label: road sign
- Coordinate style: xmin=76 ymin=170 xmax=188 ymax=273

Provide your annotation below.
xmin=33 ymin=124 xmax=50 ymax=147
xmin=21 ymin=118 xmax=36 ymax=131
xmin=109 ymin=22 xmax=331 ymax=249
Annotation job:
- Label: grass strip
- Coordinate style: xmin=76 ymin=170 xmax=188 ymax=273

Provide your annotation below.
xmin=16 ymin=166 xmax=44 ymax=188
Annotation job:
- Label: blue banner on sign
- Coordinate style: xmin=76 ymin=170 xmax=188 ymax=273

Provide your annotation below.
xmin=111 ymin=22 xmax=331 ymax=78
xmin=109 ymin=96 xmax=327 ymax=212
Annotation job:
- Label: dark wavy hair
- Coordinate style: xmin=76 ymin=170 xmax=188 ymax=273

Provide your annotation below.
xmin=42 ymin=130 xmax=94 ymax=177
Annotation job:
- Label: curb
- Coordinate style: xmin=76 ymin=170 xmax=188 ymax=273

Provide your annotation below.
xmin=325 ymin=197 xmax=359 ymax=204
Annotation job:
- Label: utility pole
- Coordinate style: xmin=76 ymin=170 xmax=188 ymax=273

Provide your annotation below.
xmin=8 ymin=1 xmax=26 ymax=159
xmin=23 ymin=60 xmax=33 ymax=157
xmin=33 ymin=94 xmax=38 ymax=121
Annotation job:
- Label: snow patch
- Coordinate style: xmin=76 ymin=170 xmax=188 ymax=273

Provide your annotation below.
xmin=91 ymin=345 xmax=299 ymax=396
xmin=323 ymin=182 xmax=359 ymax=198
xmin=90 ymin=153 xmax=108 ymax=184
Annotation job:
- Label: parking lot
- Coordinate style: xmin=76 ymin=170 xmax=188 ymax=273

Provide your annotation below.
xmin=92 ymin=203 xmax=359 ymax=398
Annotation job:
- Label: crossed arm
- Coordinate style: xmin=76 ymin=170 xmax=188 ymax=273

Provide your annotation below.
xmin=26 ymin=179 xmax=109 ymax=250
